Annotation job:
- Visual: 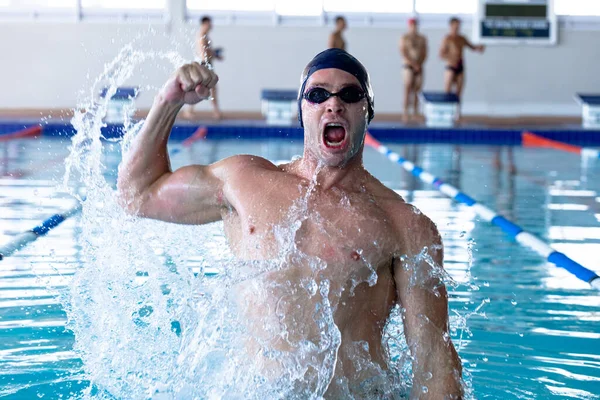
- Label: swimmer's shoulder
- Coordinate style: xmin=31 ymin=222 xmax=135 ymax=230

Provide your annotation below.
xmin=214 ymin=155 xmax=280 ymax=178
xmin=366 ymin=175 xmax=439 ymax=238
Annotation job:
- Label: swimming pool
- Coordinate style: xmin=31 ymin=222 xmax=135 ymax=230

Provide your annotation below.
xmin=1 ymin=133 xmax=599 ymax=399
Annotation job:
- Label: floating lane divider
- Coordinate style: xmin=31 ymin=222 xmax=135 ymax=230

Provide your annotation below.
xmin=0 ymin=125 xmax=208 ymax=261
xmin=364 ymin=132 xmax=600 ymax=291
xmin=0 ymin=202 xmax=81 ymax=260
xmin=522 ymin=131 xmax=600 ymax=159
xmin=0 ymin=125 xmax=42 ymax=142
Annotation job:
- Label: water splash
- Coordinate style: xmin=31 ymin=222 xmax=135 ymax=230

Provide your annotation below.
xmin=59 ymin=43 xmax=478 ymax=400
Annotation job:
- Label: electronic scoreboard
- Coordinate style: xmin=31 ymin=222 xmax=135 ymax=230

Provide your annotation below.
xmin=473 ymin=0 xmax=557 ymax=45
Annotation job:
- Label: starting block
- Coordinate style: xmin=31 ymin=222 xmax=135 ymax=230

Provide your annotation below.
xmin=421 ymin=92 xmax=460 ymax=128
xmin=100 ymin=87 xmax=139 ymax=124
xmin=575 ymin=94 xmax=600 ymax=129
xmin=261 ymin=89 xmax=298 ymax=126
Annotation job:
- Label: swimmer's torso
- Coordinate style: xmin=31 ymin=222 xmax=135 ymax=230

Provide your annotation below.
xmin=443 ymin=34 xmax=467 ymax=67
xmin=401 ymin=33 xmax=426 ymax=65
xmin=218 ymin=158 xmax=410 ymax=397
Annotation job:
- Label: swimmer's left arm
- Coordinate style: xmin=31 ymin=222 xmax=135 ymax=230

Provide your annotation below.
xmin=463 ymin=36 xmax=485 ymax=53
xmin=393 ymin=215 xmax=463 ymax=399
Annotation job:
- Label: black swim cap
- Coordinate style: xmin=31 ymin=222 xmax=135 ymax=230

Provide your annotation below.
xmin=297 ymin=48 xmax=374 ymax=127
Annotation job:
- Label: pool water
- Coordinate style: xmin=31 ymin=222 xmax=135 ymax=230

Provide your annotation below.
xmin=1 ymin=136 xmax=599 ymax=399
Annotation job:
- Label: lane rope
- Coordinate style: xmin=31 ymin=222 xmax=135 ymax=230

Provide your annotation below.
xmin=364 ymin=132 xmax=600 ymax=291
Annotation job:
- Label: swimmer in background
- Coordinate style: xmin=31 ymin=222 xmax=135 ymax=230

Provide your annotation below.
xmin=183 ymin=15 xmax=223 ymax=120
xmin=400 ymin=17 xmax=428 ymax=123
xmin=439 ymin=17 xmax=485 ymax=120
xmin=328 ymin=16 xmax=347 ymax=51
xmin=118 ymin=49 xmax=462 ymax=398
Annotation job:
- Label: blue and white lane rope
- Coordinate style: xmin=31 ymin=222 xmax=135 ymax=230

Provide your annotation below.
xmin=364 ymin=133 xmax=600 ymax=291
xmin=0 ymin=126 xmax=208 ymax=261
xmin=0 ymin=202 xmax=81 ymax=260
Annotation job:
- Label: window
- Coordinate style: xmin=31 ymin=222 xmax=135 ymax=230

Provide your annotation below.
xmin=276 ymin=0 xmax=321 ymax=16
xmin=323 ymin=0 xmax=412 ymax=14
xmin=415 ymin=0 xmax=476 ymax=15
xmin=0 ymin=0 xmax=75 ymax=9
xmin=81 ymin=0 xmax=165 ymax=10
xmin=186 ymin=0 xmax=275 ymax=12
xmin=555 ymin=0 xmax=600 ymax=16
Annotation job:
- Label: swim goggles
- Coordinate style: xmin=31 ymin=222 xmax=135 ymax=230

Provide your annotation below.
xmin=303 ymin=86 xmax=366 ymax=104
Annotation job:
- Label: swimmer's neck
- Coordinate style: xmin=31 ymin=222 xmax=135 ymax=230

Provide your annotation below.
xmin=292 ymin=149 xmax=366 ymax=191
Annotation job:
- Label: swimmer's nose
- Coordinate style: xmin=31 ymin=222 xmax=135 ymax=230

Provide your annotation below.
xmin=326 ymin=96 xmax=345 ymax=114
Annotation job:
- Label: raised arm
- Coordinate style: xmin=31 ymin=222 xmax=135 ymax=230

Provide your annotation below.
xmin=394 ymin=215 xmax=463 ymax=399
xmin=117 ymin=63 xmax=224 ymax=224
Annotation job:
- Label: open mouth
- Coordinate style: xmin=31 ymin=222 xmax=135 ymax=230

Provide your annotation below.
xmin=323 ymin=123 xmax=347 ymax=149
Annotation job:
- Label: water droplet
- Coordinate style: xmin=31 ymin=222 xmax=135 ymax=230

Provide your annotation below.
xmin=421 ymin=386 xmax=429 ymax=393
xmin=459 ymin=231 xmax=466 ymax=238
xmin=511 ymin=300 xmax=517 ymax=306
xmin=483 ymin=357 xmax=488 ymax=362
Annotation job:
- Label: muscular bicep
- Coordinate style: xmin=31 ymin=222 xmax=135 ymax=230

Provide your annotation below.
xmin=130 ymin=163 xmax=225 ymax=225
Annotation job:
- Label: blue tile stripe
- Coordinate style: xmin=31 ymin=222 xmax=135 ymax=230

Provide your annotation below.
xmin=3 ymin=120 xmax=600 ymax=146
xmin=365 ymin=133 xmax=600 ymax=290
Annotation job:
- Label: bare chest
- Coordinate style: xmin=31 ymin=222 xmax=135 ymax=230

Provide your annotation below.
xmin=222 ymin=185 xmax=397 ymax=273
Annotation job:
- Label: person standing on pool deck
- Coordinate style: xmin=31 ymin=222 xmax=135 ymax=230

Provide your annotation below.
xmin=183 ymin=16 xmax=223 ymax=120
xmin=117 ymin=48 xmax=462 ymax=398
xmin=400 ymin=17 xmax=428 ymax=122
xmin=328 ymin=16 xmax=347 ymax=51
xmin=439 ymin=17 xmax=485 ymax=119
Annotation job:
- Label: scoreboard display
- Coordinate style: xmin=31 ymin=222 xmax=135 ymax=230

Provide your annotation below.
xmin=473 ymin=0 xmax=557 ymax=45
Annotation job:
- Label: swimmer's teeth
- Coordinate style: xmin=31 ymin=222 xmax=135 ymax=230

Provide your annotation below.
xmin=325 ymin=123 xmax=344 ymax=146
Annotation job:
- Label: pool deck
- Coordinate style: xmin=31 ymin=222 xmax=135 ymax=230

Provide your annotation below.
xmin=0 ymin=110 xmax=598 ymax=146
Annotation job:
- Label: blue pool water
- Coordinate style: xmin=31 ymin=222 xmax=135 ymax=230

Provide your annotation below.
xmin=1 ymin=136 xmax=600 ymax=399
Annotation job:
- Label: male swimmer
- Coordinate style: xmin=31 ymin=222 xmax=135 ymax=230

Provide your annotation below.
xmin=439 ymin=17 xmax=485 ymax=120
xmin=183 ymin=15 xmax=223 ymax=120
xmin=118 ymin=48 xmax=462 ymax=398
xmin=328 ymin=16 xmax=347 ymax=51
xmin=400 ymin=18 xmax=428 ymax=122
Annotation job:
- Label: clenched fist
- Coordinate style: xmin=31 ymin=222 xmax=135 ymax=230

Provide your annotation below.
xmin=161 ymin=62 xmax=219 ymax=107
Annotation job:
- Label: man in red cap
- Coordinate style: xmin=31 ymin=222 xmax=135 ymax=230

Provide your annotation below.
xmin=400 ymin=17 xmax=428 ymax=122
xmin=118 ymin=49 xmax=462 ymax=398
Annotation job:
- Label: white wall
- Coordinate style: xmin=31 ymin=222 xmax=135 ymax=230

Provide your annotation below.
xmin=0 ymin=14 xmax=598 ymax=116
